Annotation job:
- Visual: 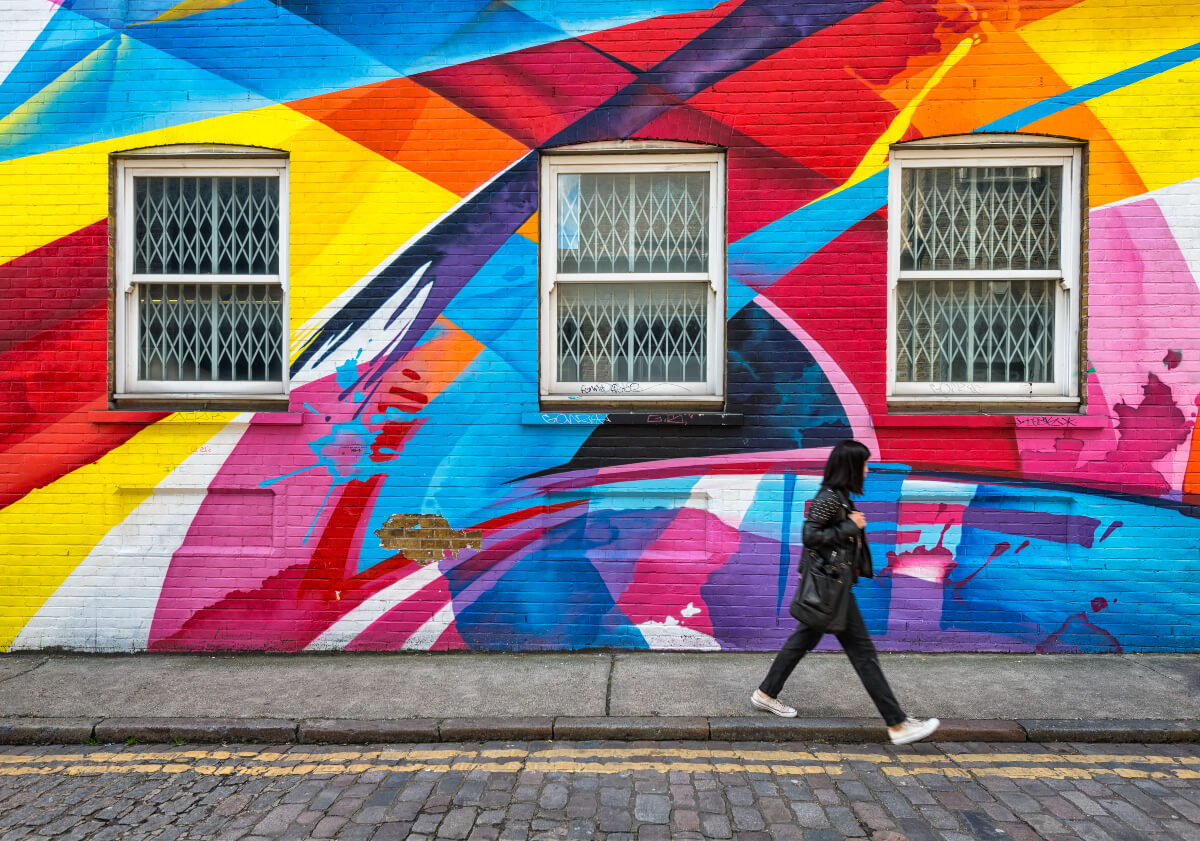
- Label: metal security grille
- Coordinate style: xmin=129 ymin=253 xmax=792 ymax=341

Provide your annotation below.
xmin=134 ymin=176 xmax=280 ymax=275
xmin=558 ymin=282 xmax=707 ymax=382
xmin=138 ymin=284 xmax=283 ymax=382
xmin=557 ymin=172 xmax=709 ymax=274
xmin=895 ymin=278 xmax=1055 ymax=383
xmin=900 ymin=166 xmax=1062 ymax=272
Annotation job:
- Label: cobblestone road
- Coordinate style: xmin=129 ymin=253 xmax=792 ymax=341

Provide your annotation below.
xmin=3 ymin=740 xmax=1200 ymax=841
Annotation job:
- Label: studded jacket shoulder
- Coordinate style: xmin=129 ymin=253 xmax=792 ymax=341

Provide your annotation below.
xmin=801 ymin=485 xmax=874 ymax=580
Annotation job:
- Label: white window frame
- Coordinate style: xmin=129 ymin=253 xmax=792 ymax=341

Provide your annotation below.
xmin=114 ymin=149 xmax=290 ymax=401
xmin=539 ymin=143 xmax=726 ymax=404
xmin=887 ymin=136 xmax=1082 ymax=406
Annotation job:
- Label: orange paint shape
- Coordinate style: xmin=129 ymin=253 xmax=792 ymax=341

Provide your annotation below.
xmin=1184 ymin=413 xmax=1200 ymax=497
xmin=893 ymin=22 xmax=1146 ymax=207
xmin=515 ymin=212 xmax=538 ymax=243
xmin=1023 ymin=103 xmax=1147 ymax=207
xmin=373 ymin=316 xmax=484 ymax=417
xmin=905 ymin=27 xmax=1072 ymax=138
xmin=288 ymin=77 xmax=529 ymax=197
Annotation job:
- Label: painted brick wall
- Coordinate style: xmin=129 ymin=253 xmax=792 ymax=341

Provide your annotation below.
xmin=1 ymin=0 xmax=1199 ymax=653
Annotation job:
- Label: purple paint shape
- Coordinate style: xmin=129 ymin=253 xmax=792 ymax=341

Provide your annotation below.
xmin=962 ymin=506 xmax=1100 ymax=548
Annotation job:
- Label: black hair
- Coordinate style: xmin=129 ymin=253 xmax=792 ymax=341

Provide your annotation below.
xmin=822 ymin=439 xmax=871 ymax=495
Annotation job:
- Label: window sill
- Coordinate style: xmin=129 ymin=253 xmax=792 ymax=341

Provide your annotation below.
xmin=885 ymin=396 xmax=1082 ymax=416
xmin=110 ymin=393 xmax=292 ymax=414
xmin=875 ymin=413 xmax=1106 ymax=429
xmin=522 ymin=411 xmax=742 ymax=427
xmin=539 ymin=395 xmax=725 ymax=412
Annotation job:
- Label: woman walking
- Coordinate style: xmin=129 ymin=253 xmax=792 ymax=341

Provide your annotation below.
xmin=751 ymin=439 xmax=940 ymax=745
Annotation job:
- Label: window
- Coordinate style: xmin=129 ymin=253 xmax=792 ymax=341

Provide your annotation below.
xmin=887 ymin=137 xmax=1082 ymax=407
xmin=114 ymin=149 xmax=289 ymax=404
xmin=540 ymin=144 xmax=725 ymax=404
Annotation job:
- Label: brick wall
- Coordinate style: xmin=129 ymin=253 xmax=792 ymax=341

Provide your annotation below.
xmin=1 ymin=0 xmax=1198 ymax=652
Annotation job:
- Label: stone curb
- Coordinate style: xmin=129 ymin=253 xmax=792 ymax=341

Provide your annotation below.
xmin=0 ymin=718 xmax=99 ymax=745
xmin=299 ymin=718 xmax=439 ymax=744
xmin=1018 ymin=719 xmax=1200 ymax=743
xmin=1 ymin=716 xmax=1197 ymax=745
xmin=554 ymin=717 xmax=709 ymax=741
xmin=441 ymin=717 xmax=555 ymax=742
xmin=93 ymin=718 xmax=297 ymax=744
xmin=934 ymin=719 xmax=1028 ymax=742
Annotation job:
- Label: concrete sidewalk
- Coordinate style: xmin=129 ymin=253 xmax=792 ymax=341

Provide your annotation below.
xmin=1 ymin=651 xmax=1197 ymax=745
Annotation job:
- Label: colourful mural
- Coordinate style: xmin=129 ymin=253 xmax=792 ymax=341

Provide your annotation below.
xmin=2 ymin=0 xmax=1199 ymax=653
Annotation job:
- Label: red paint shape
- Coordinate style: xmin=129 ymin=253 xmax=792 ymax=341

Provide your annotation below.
xmin=0 ymin=221 xmax=126 ymax=505
xmin=1163 ymin=349 xmax=1182 ymax=370
xmin=402 ymin=368 xmax=421 ymax=381
xmin=0 ymin=302 xmax=109 ymax=447
xmin=634 ymin=106 xmax=834 ymax=242
xmin=616 ymin=508 xmax=739 ymax=636
xmin=381 ymin=385 xmax=430 ymax=412
xmin=470 ymin=498 xmax=588 ymax=535
xmin=1091 ymin=597 xmax=1108 ymax=613
xmin=0 ymin=220 xmax=108 ymax=356
xmin=0 ymin=397 xmax=166 ymax=510
xmin=1015 ymin=540 xmax=1031 ymax=554
xmin=368 ymin=418 xmax=425 ymax=463
xmin=682 ymin=0 xmax=952 ymax=181
xmin=415 ymin=39 xmax=637 ymax=147
xmin=763 ymin=213 xmax=890 ymax=415
xmin=0 ymin=294 xmax=162 ymax=508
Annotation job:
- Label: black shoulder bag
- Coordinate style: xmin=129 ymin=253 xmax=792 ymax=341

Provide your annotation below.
xmin=788 ymin=489 xmax=855 ymax=632
xmin=788 ymin=546 xmax=853 ymax=632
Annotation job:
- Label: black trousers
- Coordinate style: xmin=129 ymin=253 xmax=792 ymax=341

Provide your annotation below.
xmin=759 ymin=592 xmax=906 ymax=726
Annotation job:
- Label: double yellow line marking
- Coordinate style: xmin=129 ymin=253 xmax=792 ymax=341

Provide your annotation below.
xmin=2 ymin=746 xmax=1197 ymax=782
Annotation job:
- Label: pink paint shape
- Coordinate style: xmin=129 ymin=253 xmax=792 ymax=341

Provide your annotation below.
xmin=614 ymin=507 xmax=741 ymax=636
xmin=1020 ymin=197 xmax=1200 ymax=494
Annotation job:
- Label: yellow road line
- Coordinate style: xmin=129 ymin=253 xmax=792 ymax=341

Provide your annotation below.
xmin=3 ymin=747 xmax=1199 ymax=784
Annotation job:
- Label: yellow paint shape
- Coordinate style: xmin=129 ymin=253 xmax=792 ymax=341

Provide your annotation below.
xmin=0 ymin=101 xmax=460 ymax=643
xmin=1078 ymin=61 xmax=1200 ymax=192
xmin=132 ymin=0 xmax=248 ymax=26
xmin=1020 ymin=0 xmax=1200 ymax=88
xmin=842 ymin=35 xmax=978 ymax=187
xmin=1018 ymin=0 xmax=1200 ymax=192
xmin=0 ymin=103 xmax=461 ymax=333
xmin=0 ymin=417 xmax=236 ymax=650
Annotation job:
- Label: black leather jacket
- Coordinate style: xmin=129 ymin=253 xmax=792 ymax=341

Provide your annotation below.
xmin=801 ymin=485 xmax=874 ymax=582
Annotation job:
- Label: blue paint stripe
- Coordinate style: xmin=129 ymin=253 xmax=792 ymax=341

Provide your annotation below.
xmin=728 ymin=41 xmax=1200 ymax=292
xmin=981 ymin=40 xmax=1200 ymax=132
xmin=728 ymin=172 xmax=888 ymax=289
xmin=778 ymin=471 xmax=797 ymax=615
xmin=0 ymin=1 xmax=724 ymax=163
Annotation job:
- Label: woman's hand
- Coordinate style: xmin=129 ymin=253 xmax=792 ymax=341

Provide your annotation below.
xmin=849 ymin=511 xmax=867 ymax=530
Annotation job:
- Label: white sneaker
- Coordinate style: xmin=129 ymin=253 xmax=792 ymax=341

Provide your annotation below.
xmin=750 ymin=690 xmax=797 ymax=718
xmin=888 ymin=716 xmax=940 ymax=745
